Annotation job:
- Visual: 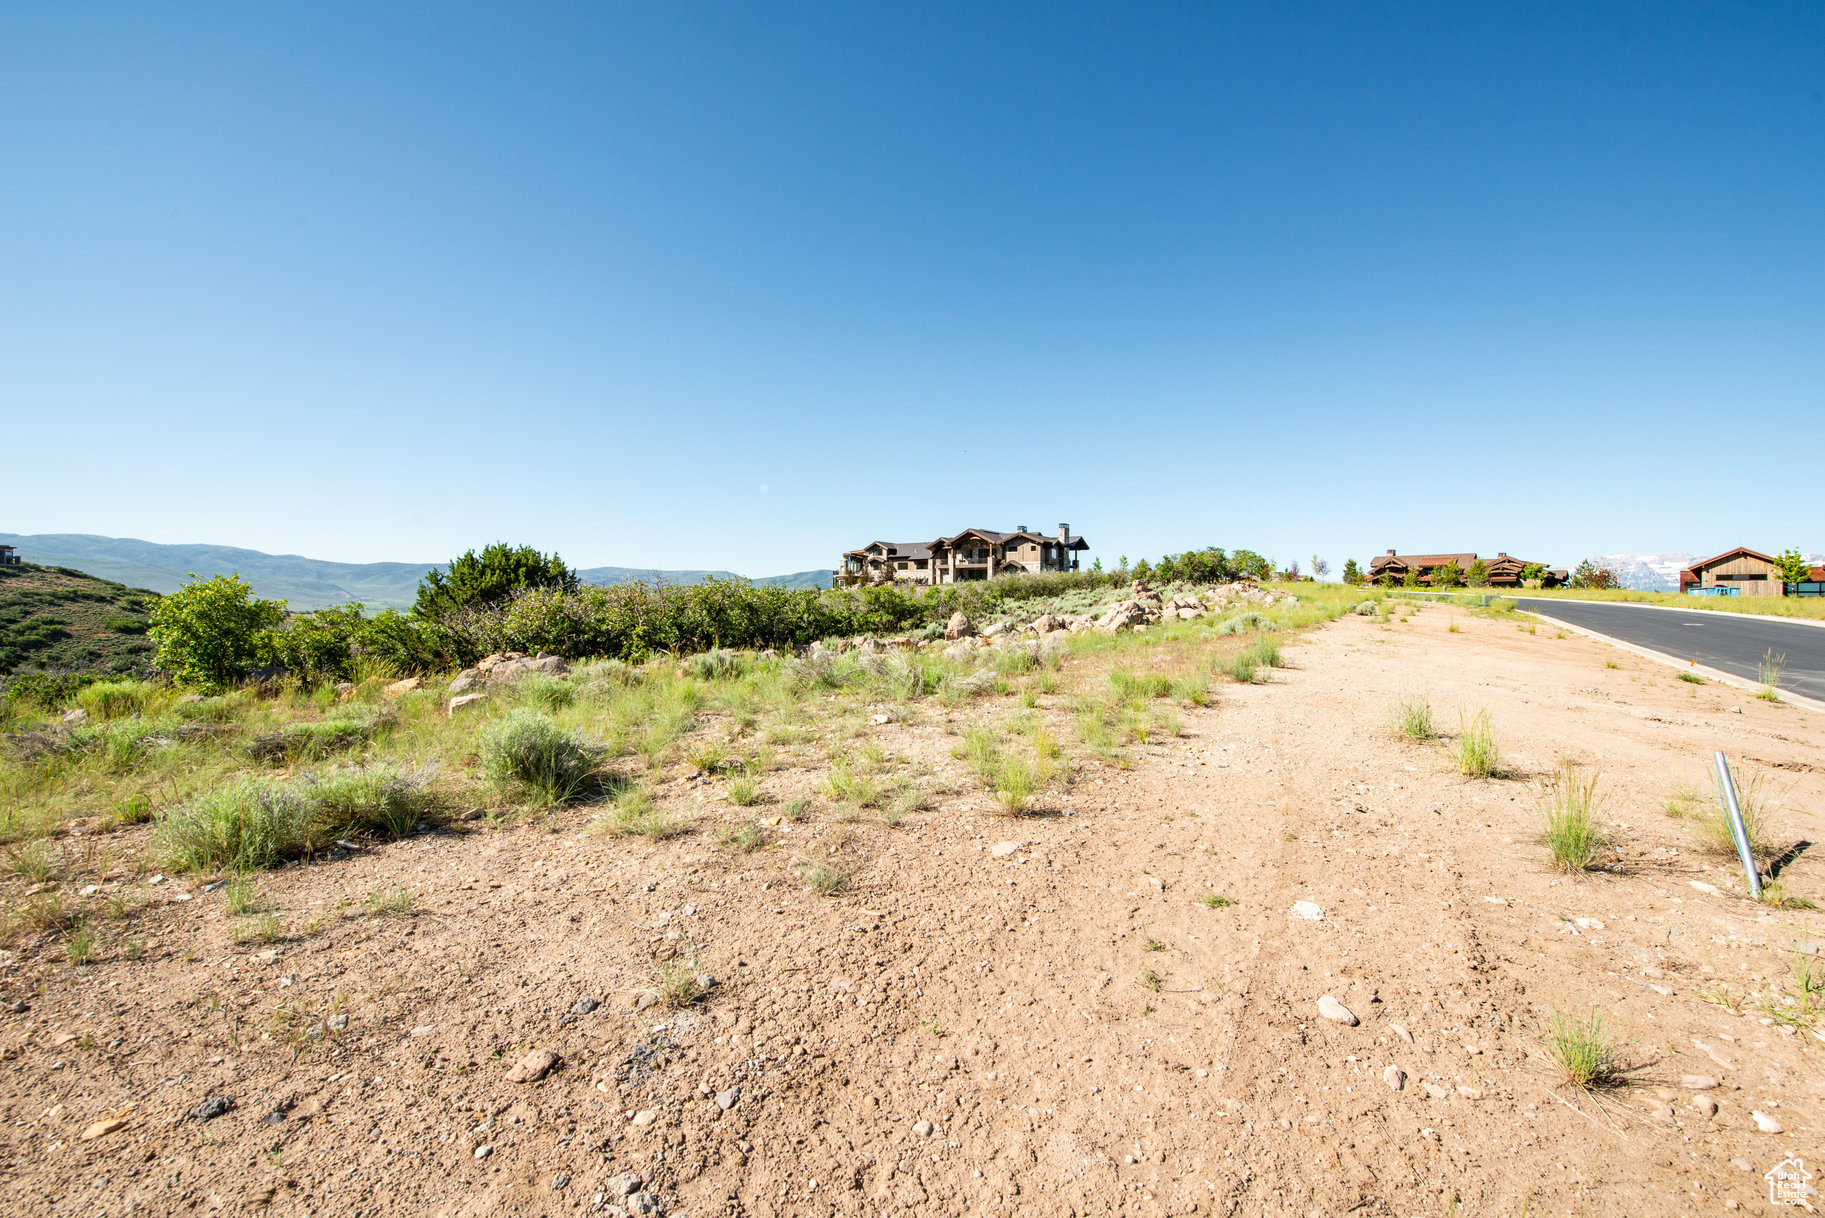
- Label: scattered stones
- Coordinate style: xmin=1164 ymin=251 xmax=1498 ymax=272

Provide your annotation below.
xmin=473 ymin=1144 xmax=492 ymax=1160
xmin=551 ymin=1172 xmax=571 ymax=1191
xmin=334 ymin=681 xmax=356 ymax=698
xmin=447 ymin=671 xmax=479 ymax=694
xmin=1389 ymin=1022 xmax=1414 ymax=1045
xmin=1383 ymin=1066 xmax=1406 ymax=1091
xmin=1288 ymin=901 xmax=1323 ymax=921
xmin=630 ymin=1109 xmax=658 ymax=1127
xmin=328 ymin=1014 xmax=348 ymax=1031
xmin=384 ymin=677 xmax=422 ymax=697
xmin=1422 ymin=1082 xmax=1449 ymax=1100
xmin=505 ymin=1048 xmax=560 ymax=1083
xmin=716 ymin=1087 xmax=740 ymax=1111
xmin=607 ymin=1173 xmax=643 ymax=1198
xmin=61 ymin=708 xmax=89 ymax=725
xmin=625 ymin=1193 xmax=663 ymax=1216
xmin=1688 ymin=880 xmax=1722 ymax=897
xmin=870 ymin=713 xmax=889 ymax=724
xmin=8 ymin=1000 xmax=28 ymax=1014
xmin=694 ymin=973 xmax=718 ymax=992
xmin=1751 ymin=1110 xmax=1784 ymax=1133
xmin=990 ymin=841 xmax=1020 ymax=858
xmin=1691 ymin=1095 xmax=1719 ymax=1118
xmin=81 ymin=1117 xmax=127 ymax=1140
xmin=1317 ymin=996 xmax=1358 ymax=1026
xmin=913 ymin=1120 xmax=934 ymax=1137
xmin=188 ymin=1097 xmax=235 ymax=1122
xmin=1681 ymin=1074 xmax=1719 ymax=1091
xmin=631 ymin=991 xmax=660 ymax=1012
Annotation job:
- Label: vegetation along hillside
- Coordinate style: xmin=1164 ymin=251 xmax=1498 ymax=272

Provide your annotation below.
xmin=0 ymin=533 xmax=833 ymax=610
xmin=0 ymin=563 xmax=159 ymax=688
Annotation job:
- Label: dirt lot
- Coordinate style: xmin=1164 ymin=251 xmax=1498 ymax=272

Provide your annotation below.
xmin=4 ymin=605 xmax=1821 ymax=1216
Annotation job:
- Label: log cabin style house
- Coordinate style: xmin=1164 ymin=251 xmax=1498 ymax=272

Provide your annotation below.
xmin=837 ymin=525 xmax=1088 ymax=587
xmin=1367 ymin=550 xmax=1566 ymax=588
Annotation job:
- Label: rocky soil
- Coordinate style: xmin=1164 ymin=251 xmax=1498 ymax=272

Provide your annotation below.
xmin=3 ymin=604 xmax=1821 ymax=1216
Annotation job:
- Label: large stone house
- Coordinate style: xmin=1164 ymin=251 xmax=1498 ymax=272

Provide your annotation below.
xmin=838 ymin=525 xmax=1088 ymax=587
xmin=1367 ymin=550 xmax=1565 ymax=588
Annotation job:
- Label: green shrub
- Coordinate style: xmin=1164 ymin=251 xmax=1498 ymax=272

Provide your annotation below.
xmin=148 ymin=574 xmax=285 ymax=693
xmin=1109 ymin=669 xmax=1172 ymax=701
xmin=685 ymin=649 xmax=748 ymax=681
xmin=1391 ymin=691 xmax=1434 ymax=741
xmin=1217 ymin=612 xmax=1275 ymax=636
xmin=306 ymin=764 xmax=437 ymax=839
xmin=514 ymin=674 xmax=576 ymax=712
xmin=480 ymin=709 xmax=603 ymax=802
xmin=1541 ymin=760 xmax=1606 ymax=871
xmin=1543 ymin=1010 xmax=1625 ymax=1090
xmin=75 ymin=680 xmax=157 ymax=720
xmin=1456 ymin=710 xmax=1500 ymax=778
xmin=157 ymin=777 xmax=318 ymax=872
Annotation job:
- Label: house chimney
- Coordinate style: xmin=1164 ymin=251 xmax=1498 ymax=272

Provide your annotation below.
xmin=1018 ymin=525 xmax=1028 ymax=534
xmin=1387 ymin=549 xmax=1396 ymax=556
xmin=1497 ymin=552 xmax=1507 ymax=558
xmin=1058 ymin=523 xmax=1069 ymax=543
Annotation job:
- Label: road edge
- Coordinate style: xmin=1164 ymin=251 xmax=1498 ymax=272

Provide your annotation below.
xmin=1516 ymin=596 xmax=1825 ymax=630
xmin=1518 ymin=607 xmax=1825 ymax=714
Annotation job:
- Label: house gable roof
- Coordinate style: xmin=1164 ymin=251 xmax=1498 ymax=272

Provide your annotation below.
xmin=1690 ymin=546 xmax=1778 ymax=571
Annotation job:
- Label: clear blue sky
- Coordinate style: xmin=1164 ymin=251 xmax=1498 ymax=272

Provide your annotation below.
xmin=4 ymin=3 xmax=1821 ymax=576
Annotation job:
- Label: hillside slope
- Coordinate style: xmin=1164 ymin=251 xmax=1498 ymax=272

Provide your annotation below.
xmin=0 ymin=563 xmax=159 ymax=679
xmin=1 ymin=534 xmax=830 ymax=609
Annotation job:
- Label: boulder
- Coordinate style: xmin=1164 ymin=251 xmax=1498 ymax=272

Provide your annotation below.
xmin=1352 ymin=600 xmax=1377 ymax=616
xmin=448 ymin=669 xmax=480 ymax=693
xmin=944 ymin=612 xmax=974 ymax=641
xmin=384 ymin=677 xmax=422 ymax=697
xmin=484 ymin=654 xmax=570 ymax=684
xmin=942 ymin=642 xmax=976 ymax=662
xmin=857 ymin=637 xmax=881 ymax=655
xmin=448 ymin=693 xmax=489 ymax=715
xmin=1096 ymin=601 xmax=1147 ymax=632
xmin=333 ymin=682 xmax=356 ymax=699
xmin=981 ymin=621 xmax=1011 ymax=639
xmin=1031 ymin=614 xmax=1064 ymax=634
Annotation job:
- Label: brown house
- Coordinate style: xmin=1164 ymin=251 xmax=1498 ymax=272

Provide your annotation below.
xmin=1368 ymin=550 xmax=1565 ymax=588
xmin=1678 ymin=547 xmax=1787 ymax=597
xmin=838 ymin=524 xmax=1088 ymax=587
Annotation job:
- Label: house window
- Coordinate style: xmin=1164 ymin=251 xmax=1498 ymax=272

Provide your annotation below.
xmin=915 ymin=559 xmax=927 ymax=569
xmin=1716 ymin=573 xmax=1767 ymax=581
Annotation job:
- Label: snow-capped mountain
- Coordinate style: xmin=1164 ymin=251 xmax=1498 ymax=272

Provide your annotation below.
xmin=1583 ymin=553 xmax=1698 ymax=592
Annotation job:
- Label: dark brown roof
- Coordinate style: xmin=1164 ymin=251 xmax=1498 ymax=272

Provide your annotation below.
xmin=1369 ymin=552 xmax=1478 ymax=570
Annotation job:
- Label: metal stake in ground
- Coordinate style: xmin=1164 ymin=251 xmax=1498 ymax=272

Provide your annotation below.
xmin=1711 ymin=752 xmax=1762 ymax=901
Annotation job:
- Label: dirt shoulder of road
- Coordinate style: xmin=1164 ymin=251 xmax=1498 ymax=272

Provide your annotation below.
xmin=4 ymin=602 xmax=1820 ymax=1217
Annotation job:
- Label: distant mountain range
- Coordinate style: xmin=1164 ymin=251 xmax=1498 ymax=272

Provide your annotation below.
xmin=1583 ymin=553 xmax=1698 ymax=592
xmin=0 ymin=534 xmax=830 ymax=610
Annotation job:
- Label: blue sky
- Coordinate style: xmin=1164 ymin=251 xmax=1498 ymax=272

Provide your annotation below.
xmin=3 ymin=3 xmax=1821 ymax=576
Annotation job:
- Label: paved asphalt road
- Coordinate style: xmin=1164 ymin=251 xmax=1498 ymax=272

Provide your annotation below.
xmin=1514 ymin=598 xmax=1825 ymax=703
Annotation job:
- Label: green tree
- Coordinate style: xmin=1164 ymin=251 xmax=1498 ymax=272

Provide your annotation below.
xmin=1341 ymin=558 xmax=1362 ymax=586
xmin=1522 ymin=563 xmax=1545 ymax=584
xmin=1401 ymin=567 xmax=1420 ymax=589
xmin=148 ymin=574 xmax=285 ymax=692
xmin=1432 ymin=560 xmax=1464 ymax=589
xmin=414 ymin=544 xmax=578 ymax=621
xmin=1232 ymin=550 xmax=1273 ymax=581
xmin=1465 ymin=558 xmax=1490 ymax=587
xmin=1775 ymin=549 xmax=1812 ymax=584
xmin=1569 ymin=560 xmax=1619 ymax=590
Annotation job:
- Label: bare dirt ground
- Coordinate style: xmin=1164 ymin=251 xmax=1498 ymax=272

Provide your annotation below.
xmin=5 ymin=605 xmax=1821 ymax=1216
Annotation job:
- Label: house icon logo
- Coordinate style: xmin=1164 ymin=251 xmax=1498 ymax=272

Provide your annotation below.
xmin=1766 ymin=1158 xmax=1813 ymax=1207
